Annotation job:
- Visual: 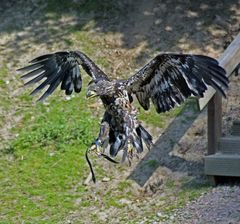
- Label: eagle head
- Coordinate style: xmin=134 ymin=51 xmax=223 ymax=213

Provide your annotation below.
xmin=86 ymin=79 xmax=116 ymax=98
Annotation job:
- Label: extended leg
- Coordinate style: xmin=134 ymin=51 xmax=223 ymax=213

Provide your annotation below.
xmin=85 ymin=121 xmax=115 ymax=183
xmin=97 ymin=121 xmax=110 ymax=150
xmin=90 ymin=121 xmax=110 ymax=154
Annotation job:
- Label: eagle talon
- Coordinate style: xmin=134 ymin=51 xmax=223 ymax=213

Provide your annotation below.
xmin=90 ymin=144 xmax=97 ymax=151
xmin=127 ymin=143 xmax=132 ymax=152
xmin=96 ymin=140 xmax=103 ymax=154
xmin=127 ymin=143 xmax=133 ymax=156
xmin=89 ymin=140 xmax=103 ymax=156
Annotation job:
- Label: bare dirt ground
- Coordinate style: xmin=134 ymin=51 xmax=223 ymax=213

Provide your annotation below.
xmin=1 ymin=0 xmax=240 ymax=223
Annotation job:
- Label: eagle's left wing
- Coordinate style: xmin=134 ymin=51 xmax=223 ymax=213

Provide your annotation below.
xmin=126 ymin=53 xmax=229 ymax=113
xmin=18 ymin=51 xmax=109 ymax=101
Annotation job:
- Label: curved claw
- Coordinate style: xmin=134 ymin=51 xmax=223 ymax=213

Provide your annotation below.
xmin=89 ymin=140 xmax=103 ymax=156
xmin=94 ymin=140 xmax=118 ymax=163
xmin=95 ymin=140 xmax=103 ymax=155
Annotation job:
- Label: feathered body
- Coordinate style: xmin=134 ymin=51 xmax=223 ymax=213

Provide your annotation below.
xmin=98 ymin=84 xmax=152 ymax=162
xmin=18 ymin=50 xmax=229 ymax=179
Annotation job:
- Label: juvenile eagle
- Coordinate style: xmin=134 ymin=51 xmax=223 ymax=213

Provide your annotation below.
xmin=18 ymin=51 xmax=228 ymax=182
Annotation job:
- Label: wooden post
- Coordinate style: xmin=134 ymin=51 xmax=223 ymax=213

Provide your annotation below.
xmin=207 ymin=93 xmax=222 ymax=155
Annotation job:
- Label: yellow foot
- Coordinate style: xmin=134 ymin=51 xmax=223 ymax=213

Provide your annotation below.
xmin=127 ymin=143 xmax=133 ymax=155
xmin=89 ymin=141 xmax=102 ymax=156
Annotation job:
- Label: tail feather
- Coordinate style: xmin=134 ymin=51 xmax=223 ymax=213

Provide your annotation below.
xmin=109 ymin=124 xmax=152 ymax=160
xmin=106 ymin=110 xmax=153 ymax=160
xmin=110 ymin=134 xmax=126 ymax=157
xmin=136 ymin=125 xmax=153 ymax=150
xmin=129 ymin=133 xmax=143 ymax=153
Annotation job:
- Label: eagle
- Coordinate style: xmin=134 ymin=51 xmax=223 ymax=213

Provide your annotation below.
xmin=18 ymin=51 xmax=229 ymax=182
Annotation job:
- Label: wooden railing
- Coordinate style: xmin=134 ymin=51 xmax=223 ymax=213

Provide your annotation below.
xmin=198 ymin=33 xmax=240 ymax=155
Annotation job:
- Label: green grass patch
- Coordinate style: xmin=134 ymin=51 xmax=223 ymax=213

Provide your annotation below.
xmin=117 ymin=180 xmax=132 ymax=191
xmin=146 ymin=159 xmax=158 ymax=168
xmin=0 ymin=62 xmax=13 ymax=129
xmin=0 ymin=93 xmax=100 ymax=222
xmin=138 ymin=103 xmax=184 ymax=129
xmin=138 ymin=98 xmax=198 ymax=129
xmin=0 ymin=63 xmax=8 ymax=86
xmin=104 ymin=196 xmax=125 ymax=209
xmin=0 ymin=62 xmax=9 ymax=96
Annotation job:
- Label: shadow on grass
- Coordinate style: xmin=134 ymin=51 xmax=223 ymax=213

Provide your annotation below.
xmin=128 ymin=100 xmax=205 ymax=187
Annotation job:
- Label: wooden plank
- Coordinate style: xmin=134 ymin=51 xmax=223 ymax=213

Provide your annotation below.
xmin=199 ymin=32 xmax=240 ymax=110
xmin=218 ymin=136 xmax=240 ymax=154
xmin=232 ymin=120 xmax=240 ymax=136
xmin=205 ymin=154 xmax=240 ymax=176
xmin=207 ymin=93 xmax=222 ymax=155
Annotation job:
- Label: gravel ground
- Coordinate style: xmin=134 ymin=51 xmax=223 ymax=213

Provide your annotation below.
xmin=172 ymin=186 xmax=240 ymax=224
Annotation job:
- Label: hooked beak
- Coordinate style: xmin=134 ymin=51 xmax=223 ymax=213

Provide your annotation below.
xmin=86 ymin=90 xmax=97 ymax=99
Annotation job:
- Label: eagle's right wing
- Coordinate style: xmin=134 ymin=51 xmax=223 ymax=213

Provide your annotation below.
xmin=126 ymin=53 xmax=229 ymax=113
xmin=18 ymin=51 xmax=109 ymax=101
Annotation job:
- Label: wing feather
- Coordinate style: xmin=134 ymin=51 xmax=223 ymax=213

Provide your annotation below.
xmin=18 ymin=51 xmax=109 ymax=101
xmin=126 ymin=53 xmax=228 ymax=113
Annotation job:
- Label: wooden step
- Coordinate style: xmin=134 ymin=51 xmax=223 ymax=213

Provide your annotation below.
xmin=218 ymin=136 xmax=240 ymax=154
xmin=205 ymin=154 xmax=240 ymax=177
xmin=231 ymin=120 xmax=240 ymax=136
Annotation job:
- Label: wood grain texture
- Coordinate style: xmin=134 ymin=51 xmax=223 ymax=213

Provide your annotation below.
xmin=205 ymin=154 xmax=240 ymax=176
xmin=207 ymin=93 xmax=222 ymax=155
xmin=218 ymin=136 xmax=240 ymax=154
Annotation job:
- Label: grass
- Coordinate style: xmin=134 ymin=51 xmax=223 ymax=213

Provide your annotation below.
xmin=0 ymin=94 xmax=100 ymax=222
xmin=138 ymin=103 xmax=184 ymax=129
xmin=0 ymin=93 xmax=207 ymax=222
xmin=0 ymin=63 xmax=7 ymax=87
xmin=0 ymin=62 xmax=13 ymax=129
xmin=1 ymin=147 xmax=86 ymax=222
xmin=0 ymin=62 xmax=9 ymax=96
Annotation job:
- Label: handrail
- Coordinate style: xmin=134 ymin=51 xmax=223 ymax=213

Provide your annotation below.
xmin=200 ymin=32 xmax=240 ymax=155
xmin=198 ymin=32 xmax=240 ymax=110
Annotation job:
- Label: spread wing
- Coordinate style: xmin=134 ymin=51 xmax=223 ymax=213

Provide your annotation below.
xmin=126 ymin=53 xmax=229 ymax=113
xmin=18 ymin=51 xmax=109 ymax=101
